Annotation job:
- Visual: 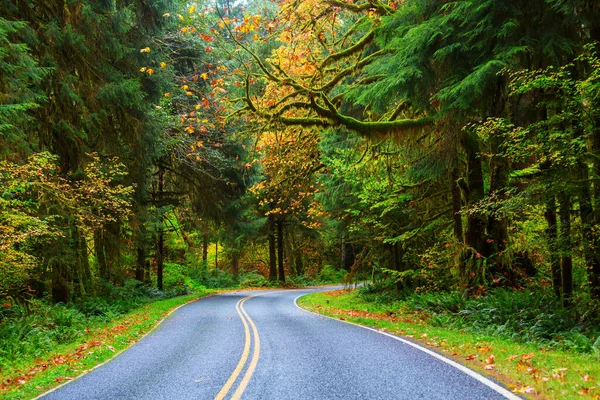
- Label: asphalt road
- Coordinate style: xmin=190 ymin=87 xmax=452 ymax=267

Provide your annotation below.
xmin=39 ymin=288 xmax=520 ymax=400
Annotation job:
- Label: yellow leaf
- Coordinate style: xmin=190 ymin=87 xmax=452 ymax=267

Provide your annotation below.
xmin=201 ymin=73 xmax=208 ymax=80
xmin=146 ymin=68 xmax=154 ymax=75
xmin=188 ymin=5 xmax=196 ymax=13
xmin=197 ymin=141 xmax=203 ymax=147
xmin=160 ymin=62 xmax=167 ymax=68
xmin=182 ymin=85 xmax=189 ymax=90
xmin=140 ymin=47 xmax=150 ymax=53
xmin=178 ymin=14 xmax=184 ymax=21
xmin=162 ymin=13 xmax=170 ymax=17
xmin=164 ymin=93 xmax=171 ymax=97
xmin=186 ymin=91 xmax=193 ymax=96
xmin=195 ymin=105 xmax=201 ymax=110
xmin=139 ymin=67 xmax=147 ymax=72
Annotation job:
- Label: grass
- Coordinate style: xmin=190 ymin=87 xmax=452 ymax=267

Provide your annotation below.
xmin=298 ymin=289 xmax=600 ymax=399
xmin=0 ymin=289 xmax=214 ymax=400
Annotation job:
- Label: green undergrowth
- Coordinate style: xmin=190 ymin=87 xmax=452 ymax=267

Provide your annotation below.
xmin=0 ymin=288 xmax=214 ymax=400
xmin=358 ymin=285 xmax=600 ymax=354
xmin=166 ymin=263 xmax=346 ymax=290
xmin=239 ymin=265 xmax=348 ymax=288
xmin=299 ymin=289 xmax=600 ymax=399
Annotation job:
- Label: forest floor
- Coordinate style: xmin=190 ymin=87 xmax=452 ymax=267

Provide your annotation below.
xmin=298 ymin=289 xmax=600 ymax=400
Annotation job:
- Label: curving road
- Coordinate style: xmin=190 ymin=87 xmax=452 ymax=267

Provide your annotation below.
xmin=39 ymin=288 xmax=520 ymax=400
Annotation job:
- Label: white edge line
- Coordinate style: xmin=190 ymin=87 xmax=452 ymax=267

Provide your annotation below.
xmin=293 ymin=293 xmax=522 ymax=400
xmin=32 ymin=294 xmax=209 ymax=400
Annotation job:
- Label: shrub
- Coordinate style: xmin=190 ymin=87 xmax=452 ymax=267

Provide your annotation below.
xmin=317 ymin=265 xmax=347 ymax=283
xmin=239 ymin=271 xmax=269 ymax=288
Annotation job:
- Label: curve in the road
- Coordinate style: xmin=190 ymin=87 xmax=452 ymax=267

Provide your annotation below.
xmin=36 ymin=287 xmax=522 ymax=400
xmin=293 ymin=293 xmax=521 ymax=400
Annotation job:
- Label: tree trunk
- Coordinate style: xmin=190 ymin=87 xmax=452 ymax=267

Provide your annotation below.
xmin=136 ymin=246 xmax=145 ymax=282
xmin=284 ymin=228 xmax=294 ymax=276
xmin=558 ymin=192 xmax=572 ymax=306
xmin=544 ymin=196 xmax=561 ymax=298
xmin=463 ymin=131 xmax=488 ymax=255
xmin=576 ymin=162 xmax=600 ymax=299
xmin=341 ymin=240 xmax=355 ymax=271
xmin=75 ymin=227 xmax=90 ymax=296
xmin=451 ymin=166 xmax=463 ymax=242
xmin=295 ymin=252 xmax=304 ymax=276
xmin=94 ymin=230 xmax=109 ymax=281
xmin=392 ymin=243 xmax=405 ymax=291
xmin=215 ymin=242 xmax=219 ymax=270
xmin=52 ymin=260 xmax=69 ymax=303
xmin=488 ymin=136 xmax=509 ymax=254
xmin=268 ymin=214 xmax=277 ymax=281
xmin=157 ymin=230 xmax=164 ymax=290
xmin=202 ymin=231 xmax=209 ymax=267
xmin=157 ymin=165 xmax=164 ymax=291
xmin=232 ymin=255 xmax=239 ymax=279
xmin=277 ymin=219 xmax=285 ymax=282
xmin=585 ymin=8 xmax=600 ymax=299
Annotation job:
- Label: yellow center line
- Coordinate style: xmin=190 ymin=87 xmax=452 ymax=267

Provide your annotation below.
xmin=231 ymin=297 xmax=261 ymax=400
xmin=214 ymin=292 xmax=272 ymax=400
xmin=214 ymin=296 xmax=251 ymax=400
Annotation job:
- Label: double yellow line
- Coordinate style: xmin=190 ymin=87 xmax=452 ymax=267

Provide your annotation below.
xmin=214 ymin=293 xmax=267 ymax=400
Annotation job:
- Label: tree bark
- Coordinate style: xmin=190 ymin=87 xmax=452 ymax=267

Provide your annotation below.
xmin=586 ymin=3 xmax=600 ymax=299
xmin=576 ymin=162 xmax=600 ymax=299
xmin=558 ymin=192 xmax=572 ymax=306
xmin=463 ymin=131 xmax=488 ymax=255
xmin=52 ymin=260 xmax=69 ymax=303
xmin=295 ymin=252 xmax=304 ymax=276
xmin=75 ymin=226 xmax=90 ymax=296
xmin=341 ymin=240 xmax=355 ymax=271
xmin=136 ymin=246 xmax=145 ymax=282
xmin=157 ymin=165 xmax=164 ymax=291
xmin=232 ymin=255 xmax=239 ymax=279
xmin=488 ymin=136 xmax=509 ymax=254
xmin=202 ymin=231 xmax=209 ymax=267
xmin=94 ymin=230 xmax=109 ymax=281
xmin=277 ymin=219 xmax=285 ymax=282
xmin=215 ymin=242 xmax=219 ymax=270
xmin=544 ymin=196 xmax=561 ymax=298
xmin=451 ymin=167 xmax=463 ymax=242
xmin=268 ymin=214 xmax=277 ymax=280
xmin=392 ymin=243 xmax=405 ymax=291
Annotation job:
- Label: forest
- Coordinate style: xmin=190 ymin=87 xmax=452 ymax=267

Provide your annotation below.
xmin=1 ymin=0 xmax=600 ymax=397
